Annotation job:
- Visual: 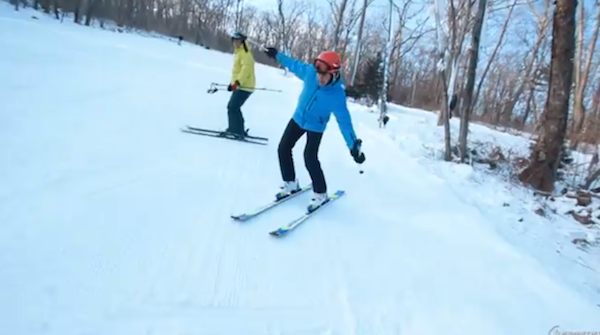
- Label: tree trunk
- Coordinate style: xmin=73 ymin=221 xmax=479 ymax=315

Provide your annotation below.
xmin=436 ymin=0 xmax=462 ymax=126
xmin=522 ymin=84 xmax=536 ymax=129
xmin=379 ymin=0 xmax=393 ymax=116
xmin=458 ymin=0 xmax=487 ymax=163
xmin=433 ymin=0 xmax=452 ymax=160
xmin=277 ymin=0 xmax=286 ymax=52
xmin=570 ymin=2 xmax=600 ymax=148
xmin=53 ymin=0 xmax=60 ymax=19
xmin=571 ymin=1 xmax=585 ymax=137
xmin=350 ymin=0 xmax=368 ymax=86
xmin=332 ymin=0 xmax=349 ymax=51
xmin=84 ymin=0 xmax=95 ymax=26
xmin=411 ymin=72 xmax=418 ymax=106
xmin=73 ymin=0 xmax=82 ymax=23
xmin=519 ymin=0 xmax=577 ymax=192
xmin=41 ymin=0 xmax=50 ymax=13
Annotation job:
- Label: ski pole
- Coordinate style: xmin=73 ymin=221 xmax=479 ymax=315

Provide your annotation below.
xmin=245 ymin=37 xmax=267 ymax=52
xmin=355 ymin=139 xmax=365 ymax=174
xmin=207 ymin=82 xmax=281 ymax=94
xmin=252 ymin=87 xmax=282 ymax=93
xmin=207 ymin=82 xmax=228 ymax=93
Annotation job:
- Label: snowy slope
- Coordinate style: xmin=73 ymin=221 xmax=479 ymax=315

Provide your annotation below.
xmin=1 ymin=4 xmax=600 ymax=335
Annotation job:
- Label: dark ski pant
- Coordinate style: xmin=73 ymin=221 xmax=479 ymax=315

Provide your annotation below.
xmin=227 ymin=89 xmax=252 ymax=134
xmin=278 ymin=118 xmax=326 ymax=194
xmin=380 ymin=115 xmax=389 ymax=128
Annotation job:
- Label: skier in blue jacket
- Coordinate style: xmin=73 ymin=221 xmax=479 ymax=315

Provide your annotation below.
xmin=263 ymin=47 xmax=366 ymax=212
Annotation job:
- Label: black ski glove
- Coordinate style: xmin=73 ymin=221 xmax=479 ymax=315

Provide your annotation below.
xmin=227 ymin=80 xmax=240 ymax=91
xmin=350 ymin=139 xmax=366 ymax=164
xmin=264 ymin=47 xmax=278 ymax=59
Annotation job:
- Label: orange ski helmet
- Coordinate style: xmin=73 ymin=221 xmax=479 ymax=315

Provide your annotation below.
xmin=314 ymin=51 xmax=342 ymax=74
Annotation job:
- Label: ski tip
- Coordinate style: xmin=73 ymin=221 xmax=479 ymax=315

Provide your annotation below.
xmin=269 ymin=227 xmax=289 ymax=237
xmin=332 ymin=190 xmax=345 ymax=197
xmin=231 ymin=214 xmax=251 ymax=221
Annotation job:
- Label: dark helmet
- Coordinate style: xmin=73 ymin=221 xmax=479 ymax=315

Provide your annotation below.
xmin=230 ymin=32 xmax=247 ymax=41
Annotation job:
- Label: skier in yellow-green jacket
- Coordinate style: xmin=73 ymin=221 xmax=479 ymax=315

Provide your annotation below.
xmin=225 ymin=32 xmax=255 ymax=138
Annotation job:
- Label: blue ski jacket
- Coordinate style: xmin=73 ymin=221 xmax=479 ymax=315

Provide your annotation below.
xmin=276 ymin=52 xmax=358 ymax=151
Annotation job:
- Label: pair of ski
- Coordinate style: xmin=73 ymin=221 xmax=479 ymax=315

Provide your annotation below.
xmin=181 ymin=126 xmax=268 ymax=145
xmin=231 ymin=184 xmax=345 ymax=237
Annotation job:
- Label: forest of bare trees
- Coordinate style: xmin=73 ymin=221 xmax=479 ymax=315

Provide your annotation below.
xmin=5 ymin=0 xmax=600 ymax=193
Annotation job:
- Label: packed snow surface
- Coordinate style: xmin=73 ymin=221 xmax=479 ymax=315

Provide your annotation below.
xmin=1 ymin=4 xmax=599 ymax=335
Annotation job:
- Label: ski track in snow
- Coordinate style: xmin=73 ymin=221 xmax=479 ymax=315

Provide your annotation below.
xmin=1 ymin=4 xmax=600 ymax=335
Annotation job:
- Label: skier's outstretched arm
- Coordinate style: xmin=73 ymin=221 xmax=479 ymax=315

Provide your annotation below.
xmin=333 ymin=93 xmax=358 ymax=150
xmin=276 ymin=52 xmax=312 ymax=81
xmin=263 ymin=47 xmax=311 ymax=81
xmin=332 ymin=92 xmax=365 ymax=164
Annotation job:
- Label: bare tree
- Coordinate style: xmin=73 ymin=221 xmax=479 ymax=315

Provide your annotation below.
xmin=389 ymin=0 xmax=432 ymax=91
xmin=472 ymin=0 xmax=517 ymax=110
xmin=570 ymin=1 xmax=600 ymax=148
xmin=277 ymin=0 xmax=286 ymax=51
xmin=519 ymin=0 xmax=577 ymax=192
xmin=380 ymin=0 xmax=394 ymax=116
xmin=435 ymin=0 xmax=474 ymax=127
xmin=350 ymin=0 xmax=372 ymax=85
xmin=458 ymin=0 xmax=488 ymax=163
xmin=496 ymin=0 xmax=552 ymax=126
xmin=234 ymin=0 xmax=243 ymax=30
xmin=302 ymin=4 xmax=322 ymax=60
xmin=433 ymin=0 xmax=455 ymax=160
xmin=328 ymin=0 xmax=350 ymax=51
xmin=339 ymin=0 xmax=363 ymax=61
xmin=275 ymin=0 xmax=306 ymax=54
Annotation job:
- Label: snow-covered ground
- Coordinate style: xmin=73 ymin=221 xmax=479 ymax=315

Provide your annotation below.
xmin=1 ymin=4 xmax=600 ymax=335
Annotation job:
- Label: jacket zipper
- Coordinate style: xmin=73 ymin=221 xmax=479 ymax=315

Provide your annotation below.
xmin=303 ymin=88 xmax=320 ymax=120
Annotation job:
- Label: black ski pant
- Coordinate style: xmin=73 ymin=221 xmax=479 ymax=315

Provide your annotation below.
xmin=278 ymin=118 xmax=326 ymax=194
xmin=227 ymin=89 xmax=252 ymax=134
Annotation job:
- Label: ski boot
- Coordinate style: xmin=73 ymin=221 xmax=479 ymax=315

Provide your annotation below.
xmin=307 ymin=192 xmax=329 ymax=213
xmin=220 ymin=128 xmax=249 ymax=139
xmin=218 ymin=128 xmax=231 ymax=138
xmin=275 ymin=180 xmax=301 ymax=201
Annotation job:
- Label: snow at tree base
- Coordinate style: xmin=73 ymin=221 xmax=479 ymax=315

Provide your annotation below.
xmin=2 ymin=4 xmax=600 ymax=335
